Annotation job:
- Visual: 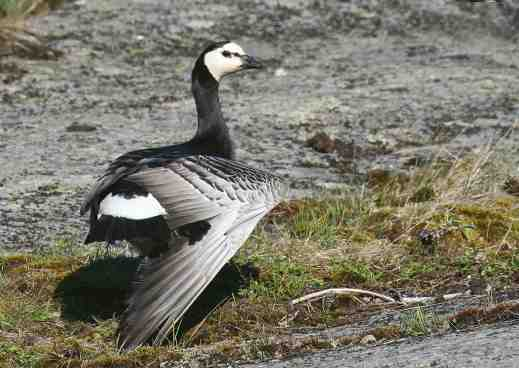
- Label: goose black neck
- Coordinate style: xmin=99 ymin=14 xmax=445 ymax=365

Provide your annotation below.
xmin=190 ymin=63 xmax=234 ymax=160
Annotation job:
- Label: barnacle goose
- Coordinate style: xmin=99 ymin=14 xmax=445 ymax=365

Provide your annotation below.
xmin=80 ymin=41 xmax=285 ymax=350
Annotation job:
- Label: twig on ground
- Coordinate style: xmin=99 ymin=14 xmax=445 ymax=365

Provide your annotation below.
xmin=398 ymin=292 xmax=467 ymax=304
xmin=292 ymin=289 xmax=471 ymax=309
xmin=400 ymin=296 xmax=434 ymax=304
xmin=291 ymin=288 xmax=397 ymax=306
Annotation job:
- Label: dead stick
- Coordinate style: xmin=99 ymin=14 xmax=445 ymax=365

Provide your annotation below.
xmin=291 ymin=288 xmax=397 ymax=306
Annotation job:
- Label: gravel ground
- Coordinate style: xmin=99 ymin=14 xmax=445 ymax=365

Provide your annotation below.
xmin=238 ymin=322 xmax=519 ymax=368
xmin=1 ymin=1 xmax=519 ymax=365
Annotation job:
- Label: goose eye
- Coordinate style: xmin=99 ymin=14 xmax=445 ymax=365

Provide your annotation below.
xmin=222 ymin=50 xmax=231 ymax=58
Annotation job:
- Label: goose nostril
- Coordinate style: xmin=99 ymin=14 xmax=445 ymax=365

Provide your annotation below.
xmin=242 ymin=55 xmax=263 ymax=69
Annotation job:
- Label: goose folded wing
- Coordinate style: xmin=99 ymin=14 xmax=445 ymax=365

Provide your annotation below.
xmin=123 ymin=156 xmax=282 ymax=229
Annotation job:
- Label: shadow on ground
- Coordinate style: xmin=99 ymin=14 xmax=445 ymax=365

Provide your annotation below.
xmin=54 ymin=256 xmax=258 ymax=340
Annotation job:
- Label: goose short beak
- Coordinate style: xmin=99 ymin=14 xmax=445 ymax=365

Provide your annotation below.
xmin=242 ymin=55 xmax=263 ymax=69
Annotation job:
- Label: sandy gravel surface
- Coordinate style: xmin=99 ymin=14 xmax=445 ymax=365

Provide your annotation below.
xmin=238 ymin=322 xmax=519 ymax=368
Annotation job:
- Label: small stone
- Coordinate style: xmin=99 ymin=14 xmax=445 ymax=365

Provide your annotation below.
xmin=474 ymin=252 xmax=487 ymax=264
xmin=365 ymin=133 xmax=397 ymax=153
xmin=417 ymin=228 xmax=439 ymax=255
xmin=406 ymin=45 xmax=438 ymax=57
xmin=480 ymin=79 xmax=496 ymax=90
xmin=360 ymin=334 xmax=376 ymax=345
xmin=503 ymin=176 xmax=519 ymax=196
xmin=306 ymin=132 xmax=336 ymax=153
xmin=380 ymin=84 xmax=409 ymax=93
xmin=66 ymin=122 xmax=97 ymax=132
xmin=274 ymin=68 xmax=287 ymax=77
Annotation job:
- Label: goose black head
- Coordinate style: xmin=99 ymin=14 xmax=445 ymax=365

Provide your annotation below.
xmin=193 ymin=41 xmax=262 ymax=85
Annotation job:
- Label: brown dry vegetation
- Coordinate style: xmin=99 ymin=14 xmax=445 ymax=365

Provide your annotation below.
xmin=0 ymin=0 xmax=62 ymax=58
xmin=0 ymin=0 xmax=63 ymax=19
xmin=1 ymin=149 xmax=519 ymax=367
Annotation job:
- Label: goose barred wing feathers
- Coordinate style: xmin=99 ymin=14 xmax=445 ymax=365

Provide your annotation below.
xmin=118 ymin=156 xmax=284 ymax=349
xmin=127 ymin=156 xmax=283 ymax=229
xmin=119 ymin=195 xmax=273 ymax=349
xmin=83 ymin=154 xmax=285 ymax=350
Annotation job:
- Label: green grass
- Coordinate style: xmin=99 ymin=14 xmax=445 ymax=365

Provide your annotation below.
xmin=400 ymin=306 xmax=447 ymax=337
xmin=0 ymin=342 xmax=40 ymax=368
xmin=241 ymin=255 xmax=324 ymax=300
xmin=330 ymin=259 xmax=383 ymax=285
xmin=1 ymin=153 xmax=519 ymax=366
xmin=0 ymin=0 xmax=19 ymax=16
xmin=0 ymin=0 xmax=34 ymax=18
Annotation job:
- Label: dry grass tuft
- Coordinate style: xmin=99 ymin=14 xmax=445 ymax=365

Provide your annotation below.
xmin=0 ymin=0 xmax=63 ymax=59
xmin=0 ymin=0 xmax=63 ymax=19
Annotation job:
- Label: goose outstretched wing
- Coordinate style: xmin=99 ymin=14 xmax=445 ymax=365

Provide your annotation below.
xmin=114 ymin=156 xmax=285 ymax=349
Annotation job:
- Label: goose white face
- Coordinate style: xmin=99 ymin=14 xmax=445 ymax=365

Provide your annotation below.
xmin=204 ymin=42 xmax=248 ymax=81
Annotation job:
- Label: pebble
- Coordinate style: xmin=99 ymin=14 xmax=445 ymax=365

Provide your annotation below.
xmin=360 ymin=335 xmax=377 ymax=345
xmin=66 ymin=122 xmax=97 ymax=133
xmin=306 ymin=132 xmax=336 ymax=153
xmin=274 ymin=68 xmax=287 ymax=77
